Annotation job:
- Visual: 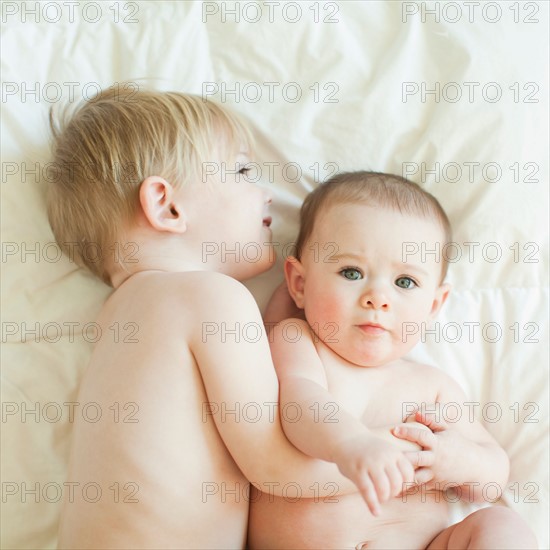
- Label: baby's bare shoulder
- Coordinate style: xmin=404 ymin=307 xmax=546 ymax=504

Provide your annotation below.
xmin=388 ymin=357 xmax=439 ymax=376
xmin=394 ymin=358 xmax=464 ymax=398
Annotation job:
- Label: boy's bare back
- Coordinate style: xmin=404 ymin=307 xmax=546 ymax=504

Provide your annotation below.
xmin=59 ymin=272 xmax=251 ymax=548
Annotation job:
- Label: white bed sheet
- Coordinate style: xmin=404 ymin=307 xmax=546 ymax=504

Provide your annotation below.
xmin=1 ymin=1 xmax=548 ymax=548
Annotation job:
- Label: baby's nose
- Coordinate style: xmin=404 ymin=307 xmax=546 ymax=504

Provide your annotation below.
xmin=361 ymin=287 xmax=389 ymax=310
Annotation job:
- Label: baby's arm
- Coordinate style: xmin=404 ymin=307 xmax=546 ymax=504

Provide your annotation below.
xmin=270 ymin=318 xmax=416 ymax=516
xmin=393 ymin=370 xmax=509 ymax=502
xmin=263 ymin=284 xmax=423 ymax=450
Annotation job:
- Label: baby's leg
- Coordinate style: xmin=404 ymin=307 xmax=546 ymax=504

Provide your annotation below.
xmin=426 ymin=507 xmax=537 ymax=549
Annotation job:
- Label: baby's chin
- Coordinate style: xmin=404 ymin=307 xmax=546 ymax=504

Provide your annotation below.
xmin=326 ymin=341 xmax=405 ymax=369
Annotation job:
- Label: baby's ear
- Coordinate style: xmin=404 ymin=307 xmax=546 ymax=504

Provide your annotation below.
xmin=428 ymin=282 xmax=451 ymax=319
xmin=139 ymin=176 xmax=187 ymax=233
xmin=284 ymin=257 xmax=306 ymax=309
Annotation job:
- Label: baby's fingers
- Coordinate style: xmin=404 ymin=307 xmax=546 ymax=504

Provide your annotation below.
xmin=414 ymin=467 xmax=434 ymax=485
xmin=414 ymin=410 xmax=447 ymax=432
xmin=404 ymin=450 xmax=435 ymax=469
xmin=370 ymin=468 xmax=391 ymax=503
xmin=392 ymin=425 xmax=436 ymax=449
xmin=357 ymin=475 xmax=381 ymax=517
xmin=386 ymin=460 xmax=411 ymax=499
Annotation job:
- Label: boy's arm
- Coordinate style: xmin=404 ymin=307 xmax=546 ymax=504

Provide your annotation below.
xmin=270 ymin=318 xmax=416 ymax=515
xmin=393 ymin=370 xmax=510 ymax=502
xmin=189 ymin=274 xmax=356 ymax=497
xmin=263 ymin=281 xmax=305 ymax=329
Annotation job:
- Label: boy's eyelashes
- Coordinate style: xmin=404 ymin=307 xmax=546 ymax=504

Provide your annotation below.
xmin=337 ymin=267 xmax=420 ymax=289
xmin=238 ymin=167 xmax=251 ymax=175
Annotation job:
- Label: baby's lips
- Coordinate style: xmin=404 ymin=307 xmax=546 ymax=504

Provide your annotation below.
xmin=357 ymin=323 xmax=388 ymax=335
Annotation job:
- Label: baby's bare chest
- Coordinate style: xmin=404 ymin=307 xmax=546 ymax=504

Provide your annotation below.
xmin=318 ymin=349 xmax=440 ymax=427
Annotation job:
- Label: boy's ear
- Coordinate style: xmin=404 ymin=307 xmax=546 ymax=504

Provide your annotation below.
xmin=284 ymin=256 xmax=306 ymax=309
xmin=428 ymin=282 xmax=451 ymax=320
xmin=139 ymin=176 xmax=187 ymax=233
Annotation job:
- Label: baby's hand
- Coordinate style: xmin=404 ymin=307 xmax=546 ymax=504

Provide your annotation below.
xmin=390 ymin=421 xmax=431 ymax=452
xmin=331 ymin=435 xmax=415 ymax=516
xmin=392 ymin=411 xmax=464 ymax=487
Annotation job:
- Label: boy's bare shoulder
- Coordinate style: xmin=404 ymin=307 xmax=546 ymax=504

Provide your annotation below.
xmin=108 ymin=271 xmax=254 ymax=308
xmin=99 ymin=271 xmax=261 ymax=339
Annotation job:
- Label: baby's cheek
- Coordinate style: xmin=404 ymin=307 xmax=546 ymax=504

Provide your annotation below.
xmin=319 ymin=299 xmax=345 ymax=327
xmin=402 ymin=298 xmax=432 ymax=326
xmin=305 ymin=300 xmax=340 ymax=335
xmin=396 ymin=319 xmax=423 ymax=352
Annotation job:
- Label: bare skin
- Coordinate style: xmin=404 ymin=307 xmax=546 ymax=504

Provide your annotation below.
xmin=58 ymin=271 xmax=249 ymax=549
xmin=58 ymin=272 xmax=423 ymax=549
xmin=248 ymin=203 xmax=537 ymax=549
xmin=57 ymin=164 xmax=360 ymax=548
xmin=248 ymin=324 xmax=516 ymax=549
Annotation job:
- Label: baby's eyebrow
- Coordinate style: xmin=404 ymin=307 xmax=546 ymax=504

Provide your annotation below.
xmin=330 ymin=252 xmax=365 ymax=263
xmin=395 ymin=262 xmax=429 ymax=277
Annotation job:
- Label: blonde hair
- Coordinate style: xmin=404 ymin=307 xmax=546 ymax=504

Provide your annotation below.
xmin=295 ymin=171 xmax=453 ymax=281
xmin=47 ymin=85 xmax=253 ymax=285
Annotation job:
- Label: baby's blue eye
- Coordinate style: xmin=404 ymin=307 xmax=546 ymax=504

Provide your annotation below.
xmin=340 ymin=268 xmax=362 ymax=280
xmin=395 ymin=277 xmax=416 ymax=289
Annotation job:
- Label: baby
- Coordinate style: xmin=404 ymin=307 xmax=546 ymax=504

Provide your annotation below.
xmin=249 ymin=172 xmax=537 ymax=549
xmin=48 ymin=87 xmax=368 ymax=549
